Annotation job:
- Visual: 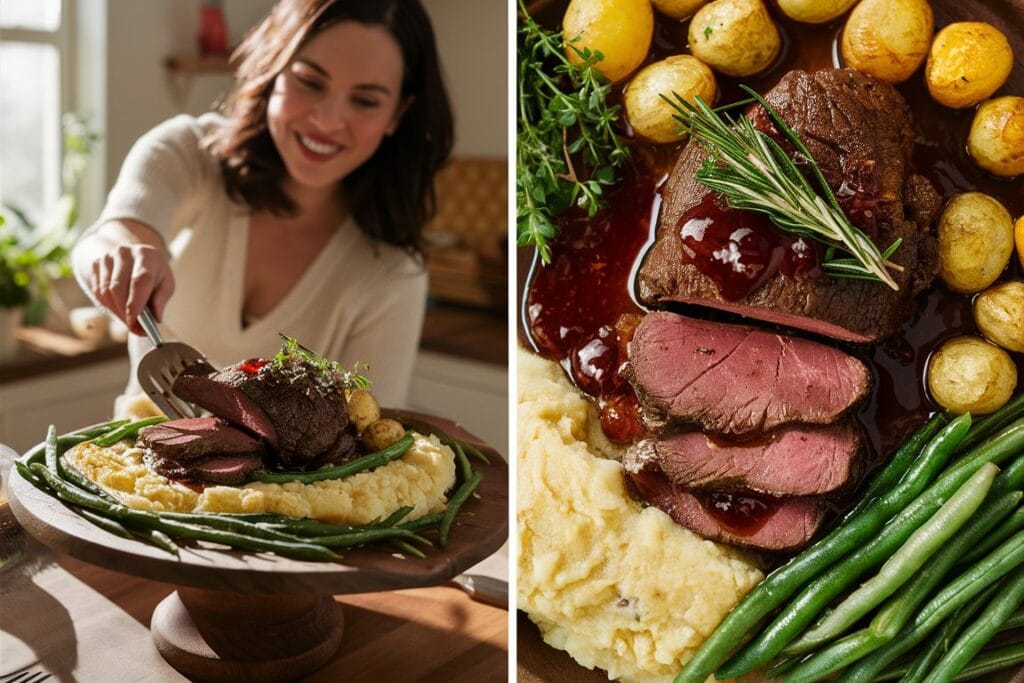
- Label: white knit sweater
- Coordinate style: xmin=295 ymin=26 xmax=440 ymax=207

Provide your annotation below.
xmin=92 ymin=113 xmax=427 ymax=409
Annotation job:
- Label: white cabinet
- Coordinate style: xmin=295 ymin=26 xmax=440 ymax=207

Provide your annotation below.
xmin=0 ymin=357 xmax=130 ymax=454
xmin=408 ymin=351 xmax=508 ymax=460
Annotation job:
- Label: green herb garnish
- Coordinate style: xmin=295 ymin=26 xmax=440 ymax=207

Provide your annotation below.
xmin=704 ymin=26 xmax=714 ymax=39
xmin=271 ymin=334 xmax=371 ymax=391
xmin=516 ymin=1 xmax=630 ymax=263
xmin=665 ymin=86 xmax=903 ymax=290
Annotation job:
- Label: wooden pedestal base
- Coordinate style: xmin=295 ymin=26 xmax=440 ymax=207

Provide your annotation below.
xmin=151 ymin=588 xmax=345 ymax=682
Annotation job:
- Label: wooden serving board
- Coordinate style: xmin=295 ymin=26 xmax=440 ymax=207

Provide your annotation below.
xmin=8 ymin=410 xmax=507 ymax=596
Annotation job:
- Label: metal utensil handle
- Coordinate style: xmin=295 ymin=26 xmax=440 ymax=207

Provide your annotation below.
xmin=137 ymin=307 xmax=164 ymax=347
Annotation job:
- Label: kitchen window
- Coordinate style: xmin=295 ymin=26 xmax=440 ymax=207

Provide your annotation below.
xmin=0 ymin=0 xmax=70 ymax=226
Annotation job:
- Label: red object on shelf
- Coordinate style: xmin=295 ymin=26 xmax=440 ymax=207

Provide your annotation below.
xmin=198 ymin=3 xmax=229 ymax=56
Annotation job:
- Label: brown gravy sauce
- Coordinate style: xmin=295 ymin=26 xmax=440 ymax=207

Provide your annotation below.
xmin=523 ymin=3 xmax=1024 ymax=536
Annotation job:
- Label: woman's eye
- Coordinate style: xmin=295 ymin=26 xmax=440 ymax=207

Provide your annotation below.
xmin=294 ymin=74 xmax=323 ymax=91
xmin=353 ymin=97 xmax=381 ymax=109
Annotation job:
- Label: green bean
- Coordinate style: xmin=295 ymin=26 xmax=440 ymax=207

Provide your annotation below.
xmin=136 ymin=527 xmax=181 ymax=556
xmin=44 ymin=425 xmax=60 ymax=474
xmin=257 ymin=506 xmax=415 ymax=537
xmin=929 ymin=565 xmax=1024 ymax=683
xmin=400 ymin=512 xmax=445 ymax=532
xmin=454 ymin=438 xmax=491 ymax=465
xmin=249 ymin=432 xmax=414 ymax=484
xmin=837 ymin=529 xmax=1024 ymax=682
xmin=452 ymin=440 xmax=473 ymax=483
xmin=990 ymin=453 xmax=1024 ymax=493
xmin=846 ymin=412 xmax=950 ymax=520
xmin=871 ymin=489 xmax=1021 ymax=640
xmin=91 ymin=416 xmax=167 ymax=447
xmin=29 ymin=463 xmax=340 ymax=562
xmin=719 ymin=417 xmax=1024 ymax=678
xmin=897 ymin=582 xmax=1002 ymax=683
xmin=785 ymin=628 xmax=880 ymax=683
xmin=73 ymin=506 xmax=133 ymax=539
xmin=877 ymin=642 xmax=1024 ymax=682
xmin=1001 ymin=608 xmax=1024 ymax=631
xmin=787 ymin=463 xmax=997 ymax=654
xmin=764 ymin=656 xmax=800 ymax=678
xmin=154 ymin=511 xmax=308 ymax=542
xmin=389 ymin=538 xmax=426 ymax=558
xmin=309 ymin=526 xmax=424 ymax=549
xmin=439 ymin=470 xmax=481 ymax=547
xmin=60 ymin=461 xmax=118 ymax=502
xmin=71 ymin=419 xmax=131 ymax=439
xmin=709 ymin=413 xmax=973 ymax=680
xmin=957 ymin=391 xmax=1024 ymax=453
xmin=959 ymin=507 xmax=1024 ymax=566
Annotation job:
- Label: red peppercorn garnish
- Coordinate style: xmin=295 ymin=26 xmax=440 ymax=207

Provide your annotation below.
xmin=239 ymin=359 xmax=270 ymax=375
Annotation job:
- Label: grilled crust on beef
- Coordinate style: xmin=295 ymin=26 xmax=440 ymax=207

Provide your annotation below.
xmin=636 ymin=68 xmax=940 ymax=343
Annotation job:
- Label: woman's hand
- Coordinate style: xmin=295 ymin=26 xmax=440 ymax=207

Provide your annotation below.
xmin=72 ymin=219 xmax=175 ymax=336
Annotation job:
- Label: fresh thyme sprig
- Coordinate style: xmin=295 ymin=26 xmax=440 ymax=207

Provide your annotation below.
xmin=272 ymin=334 xmax=371 ymax=391
xmin=664 ymin=86 xmax=902 ymax=290
xmin=517 ymin=1 xmax=630 ymax=263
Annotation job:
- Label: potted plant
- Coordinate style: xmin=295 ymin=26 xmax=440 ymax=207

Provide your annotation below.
xmin=0 ymin=113 xmax=98 ymax=360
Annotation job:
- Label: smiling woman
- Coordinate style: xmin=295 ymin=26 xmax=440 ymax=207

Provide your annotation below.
xmin=70 ymin=0 xmax=454 ymax=411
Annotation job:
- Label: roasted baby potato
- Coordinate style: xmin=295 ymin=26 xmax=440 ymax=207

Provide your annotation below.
xmin=967 ymin=96 xmax=1024 ymax=178
xmin=937 ymin=192 xmax=1014 ymax=294
xmin=347 ymin=389 xmax=381 ymax=433
xmin=926 ymin=22 xmax=1013 ymax=109
xmin=927 ymin=336 xmax=1017 ymax=415
xmin=563 ymin=0 xmax=654 ymax=84
xmin=777 ymin=0 xmax=858 ymax=24
xmin=688 ymin=0 xmax=781 ymax=77
xmin=974 ymin=281 xmax=1024 ymax=353
xmin=840 ymin=0 xmax=933 ymax=83
xmin=651 ymin=0 xmax=708 ymax=20
xmin=624 ymin=55 xmax=718 ymax=143
xmin=1016 ymin=215 xmax=1024 ymax=269
xmin=360 ymin=418 xmax=406 ymax=452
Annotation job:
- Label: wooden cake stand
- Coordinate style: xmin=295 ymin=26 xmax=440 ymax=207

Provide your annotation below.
xmin=9 ymin=411 xmax=508 ymax=682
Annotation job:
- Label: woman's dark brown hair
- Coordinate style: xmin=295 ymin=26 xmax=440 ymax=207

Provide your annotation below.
xmin=205 ymin=0 xmax=454 ymax=255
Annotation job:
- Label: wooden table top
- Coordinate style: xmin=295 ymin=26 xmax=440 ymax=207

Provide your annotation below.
xmin=3 ymin=551 xmax=508 ymax=682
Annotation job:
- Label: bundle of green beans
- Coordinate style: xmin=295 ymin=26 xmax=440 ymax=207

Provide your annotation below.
xmin=675 ymin=391 xmax=1024 ymax=683
xmin=15 ymin=419 xmax=486 ymax=562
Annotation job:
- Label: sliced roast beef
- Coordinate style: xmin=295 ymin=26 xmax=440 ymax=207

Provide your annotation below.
xmin=627 ymin=312 xmax=870 ymax=435
xmin=145 ymin=452 xmax=264 ymax=486
xmin=173 ymin=361 xmax=280 ymax=448
xmin=636 ymin=68 xmax=939 ymax=343
xmin=626 ymin=420 xmax=865 ymax=497
xmin=626 ymin=467 xmax=826 ymax=552
xmin=138 ymin=417 xmax=266 ymax=462
xmin=173 ymin=357 xmax=352 ymax=468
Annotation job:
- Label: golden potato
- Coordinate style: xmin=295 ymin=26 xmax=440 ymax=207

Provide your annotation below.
xmin=926 ymin=22 xmax=1013 ymax=109
xmin=563 ymin=0 xmax=654 ymax=84
xmin=688 ymin=0 xmax=781 ymax=77
xmin=777 ymin=0 xmax=858 ymax=24
xmin=927 ymin=336 xmax=1017 ymax=415
xmin=347 ymin=389 xmax=381 ymax=433
xmin=840 ymin=0 xmax=933 ymax=83
xmin=974 ymin=281 xmax=1024 ymax=353
xmin=624 ymin=55 xmax=718 ymax=143
xmin=937 ymin=192 xmax=1014 ymax=294
xmin=967 ymin=96 xmax=1024 ymax=178
xmin=651 ymin=0 xmax=708 ymax=20
xmin=360 ymin=418 xmax=406 ymax=452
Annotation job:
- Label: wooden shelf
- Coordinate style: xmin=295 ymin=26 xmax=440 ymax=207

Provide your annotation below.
xmin=163 ymin=54 xmax=234 ymax=74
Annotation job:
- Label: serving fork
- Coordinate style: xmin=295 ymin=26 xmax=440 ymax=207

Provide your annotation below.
xmin=136 ymin=306 xmax=208 ymax=420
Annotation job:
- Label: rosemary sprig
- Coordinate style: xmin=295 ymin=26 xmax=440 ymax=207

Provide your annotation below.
xmin=272 ymin=334 xmax=371 ymax=391
xmin=665 ymin=86 xmax=902 ymax=290
xmin=516 ymin=1 xmax=630 ymax=263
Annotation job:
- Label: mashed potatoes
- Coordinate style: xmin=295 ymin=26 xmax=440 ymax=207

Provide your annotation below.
xmin=65 ymin=433 xmax=456 ymax=525
xmin=517 ymin=348 xmax=764 ymax=683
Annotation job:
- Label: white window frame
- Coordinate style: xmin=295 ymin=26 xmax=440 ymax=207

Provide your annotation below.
xmin=0 ymin=0 xmax=76 ymax=214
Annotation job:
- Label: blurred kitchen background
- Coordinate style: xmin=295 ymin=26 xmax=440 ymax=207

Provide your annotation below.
xmin=0 ymin=0 xmax=508 ymax=455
